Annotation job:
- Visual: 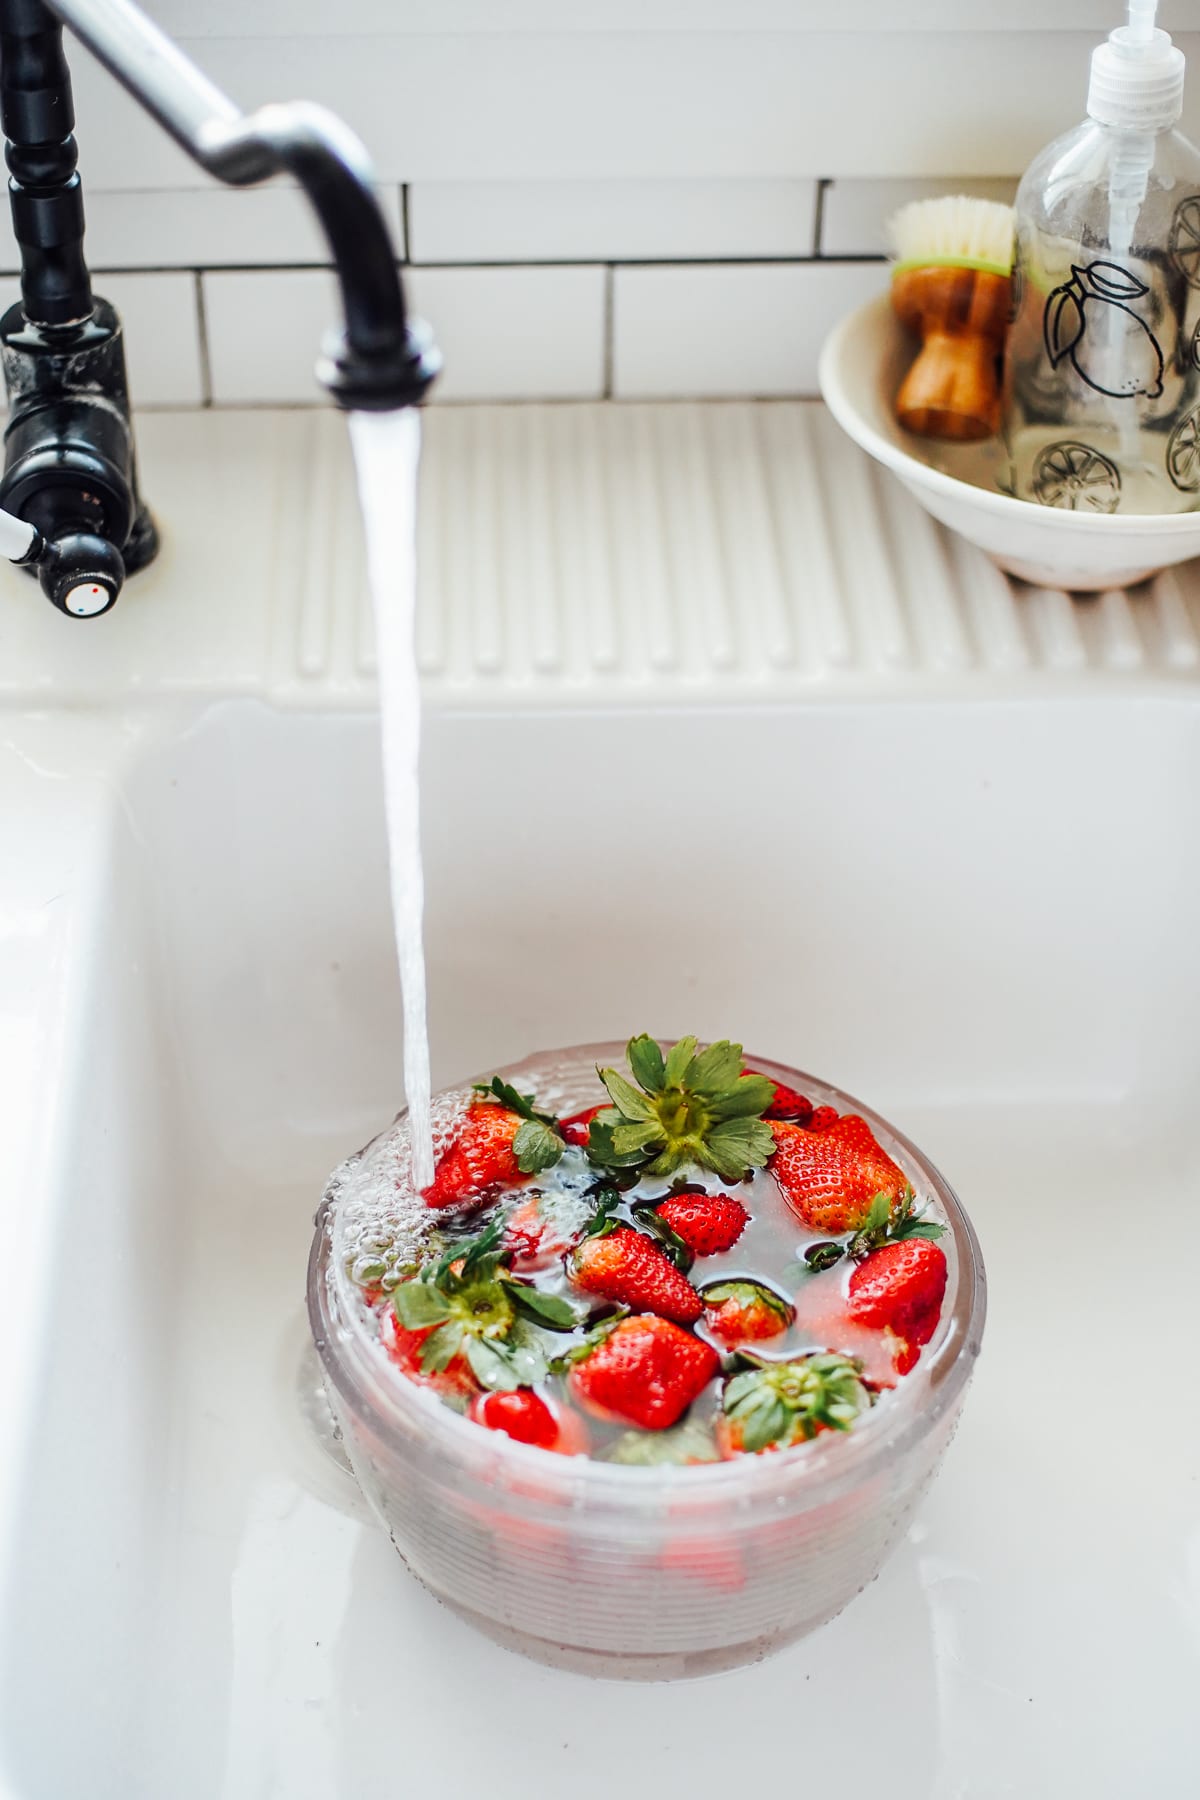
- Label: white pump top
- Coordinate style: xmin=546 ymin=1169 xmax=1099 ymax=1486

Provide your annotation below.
xmin=1088 ymin=0 xmax=1185 ymax=131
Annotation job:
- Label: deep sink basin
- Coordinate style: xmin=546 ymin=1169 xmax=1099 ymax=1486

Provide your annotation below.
xmin=0 ymin=406 xmax=1198 ymax=1797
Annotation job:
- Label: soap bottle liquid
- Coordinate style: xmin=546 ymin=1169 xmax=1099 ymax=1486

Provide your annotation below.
xmin=1003 ymin=1 xmax=1200 ymax=515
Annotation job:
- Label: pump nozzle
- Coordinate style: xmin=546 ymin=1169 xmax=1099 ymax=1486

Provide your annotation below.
xmin=1088 ymin=0 xmax=1185 ymax=131
xmin=1126 ymin=0 xmax=1157 ymax=46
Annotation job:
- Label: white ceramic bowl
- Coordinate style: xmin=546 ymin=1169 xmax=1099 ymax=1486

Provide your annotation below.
xmin=819 ymin=294 xmax=1200 ymax=592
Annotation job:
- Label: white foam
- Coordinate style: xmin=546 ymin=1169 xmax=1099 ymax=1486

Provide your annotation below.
xmin=332 ymin=1087 xmax=472 ymax=1287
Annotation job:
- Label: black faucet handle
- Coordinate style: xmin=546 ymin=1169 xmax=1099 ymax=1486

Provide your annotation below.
xmin=37 ymin=529 xmax=123 ymax=615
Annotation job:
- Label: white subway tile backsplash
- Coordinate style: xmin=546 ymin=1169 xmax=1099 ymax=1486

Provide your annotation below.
xmin=67 ymin=32 xmax=1200 ymax=189
xmin=614 ymin=262 xmax=887 ymax=399
xmin=407 ymin=267 xmax=607 ymax=401
xmin=63 ymin=185 xmax=403 ymax=271
xmin=409 ymin=180 xmax=817 ymax=264
xmin=98 ymin=273 xmax=206 ymax=406
xmin=821 ymin=176 xmax=1019 ymax=259
xmin=204 ymin=265 xmax=607 ymax=404
xmin=131 ymin=3 xmax=1200 ymax=40
xmin=203 ymin=269 xmax=339 ymax=405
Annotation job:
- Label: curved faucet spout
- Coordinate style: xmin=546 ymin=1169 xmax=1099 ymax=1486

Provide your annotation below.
xmin=43 ymin=0 xmax=439 ymax=408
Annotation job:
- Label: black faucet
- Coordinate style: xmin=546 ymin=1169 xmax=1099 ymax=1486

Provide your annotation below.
xmin=0 ymin=0 xmax=438 ymax=617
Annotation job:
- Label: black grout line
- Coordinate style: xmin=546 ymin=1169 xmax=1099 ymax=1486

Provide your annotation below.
xmin=193 ymin=393 xmax=826 ymax=412
xmin=813 ymin=178 xmax=832 ymax=258
xmin=399 ymin=183 xmax=412 ymax=264
xmin=404 ymin=252 xmax=887 ymax=271
xmin=37 ymin=253 xmax=888 ymax=280
xmin=601 ymin=264 xmax=614 ymax=399
xmin=193 ymin=269 xmax=213 ymax=408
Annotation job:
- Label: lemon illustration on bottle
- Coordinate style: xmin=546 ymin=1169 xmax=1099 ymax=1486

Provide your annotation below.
xmin=1043 ymin=260 xmax=1164 ymax=400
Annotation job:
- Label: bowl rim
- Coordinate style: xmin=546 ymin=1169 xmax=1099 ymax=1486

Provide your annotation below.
xmin=818 ymin=293 xmax=1200 ymax=537
xmin=308 ymin=1042 xmax=987 ymax=1516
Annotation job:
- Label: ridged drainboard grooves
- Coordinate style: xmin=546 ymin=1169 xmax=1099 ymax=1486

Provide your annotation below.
xmin=276 ymin=401 xmax=1200 ymax=704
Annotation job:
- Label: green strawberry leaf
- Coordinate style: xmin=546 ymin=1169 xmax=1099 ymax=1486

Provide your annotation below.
xmin=631 ymin=1204 xmax=695 ymax=1273
xmin=686 ymin=1039 xmax=744 ymax=1096
xmin=610 ymin=1120 xmax=663 ymax=1155
xmin=627 ymin=1033 xmax=667 ymax=1094
xmin=864 ymin=1191 xmax=893 ymax=1233
xmin=700 ymin=1116 xmax=775 ymax=1181
xmin=585 ymin=1119 xmax=648 ymax=1172
xmin=708 ymin=1074 xmax=775 ymax=1121
xmin=476 ymin=1076 xmax=562 ymax=1130
xmin=663 ymin=1036 xmax=698 ymax=1087
xmin=508 ymin=1284 xmax=580 ymax=1331
xmin=582 ymin=1181 xmax=624 ymax=1236
xmin=547 ymin=1310 xmax=627 ymax=1372
xmin=898 ymin=1220 xmax=946 ymax=1241
xmin=434 ymin=1215 xmax=508 ymax=1284
xmin=605 ymin=1419 xmax=721 ymax=1466
xmin=393 ymin=1281 xmax=453 ymax=1329
xmin=512 ymin=1117 xmax=565 ymax=1174
xmin=740 ymin=1396 xmax=790 ymax=1454
xmin=804 ymin=1241 xmax=846 ymax=1272
xmin=464 ymin=1335 xmax=524 ymax=1390
xmin=599 ymin=1066 xmax=656 ymax=1121
xmin=723 ymin=1368 xmax=764 ymax=1409
xmin=505 ymin=1329 xmax=550 ymax=1386
xmin=418 ymin=1319 xmax=466 ymax=1372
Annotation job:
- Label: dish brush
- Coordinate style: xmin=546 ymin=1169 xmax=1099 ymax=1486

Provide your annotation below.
xmin=888 ymin=195 xmax=1015 ymax=441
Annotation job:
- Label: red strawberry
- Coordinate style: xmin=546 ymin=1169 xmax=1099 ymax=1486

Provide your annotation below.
xmin=745 ymin=1070 xmax=815 ymax=1125
xmin=380 ymin=1307 xmax=476 ymax=1399
xmin=769 ymin=1114 xmax=908 ymax=1235
xmin=700 ymin=1278 xmax=794 ymax=1344
xmin=716 ymin=1351 xmax=872 ymax=1456
xmin=808 ymin=1105 xmax=839 ymax=1132
xmin=559 ymin=1103 xmax=604 ymax=1147
xmin=569 ymin=1316 xmax=720 ymax=1430
xmin=847 ymin=1238 xmax=947 ymax=1373
xmin=654 ymin=1190 xmax=748 ymax=1256
xmin=570 ymin=1227 xmax=703 ymax=1324
xmin=469 ymin=1388 xmax=588 ymax=1455
xmin=422 ymin=1102 xmax=529 ymax=1209
xmin=503 ymin=1194 xmax=580 ymax=1269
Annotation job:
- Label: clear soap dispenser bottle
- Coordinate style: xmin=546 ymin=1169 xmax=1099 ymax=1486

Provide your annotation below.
xmin=1003 ymin=0 xmax=1200 ymax=514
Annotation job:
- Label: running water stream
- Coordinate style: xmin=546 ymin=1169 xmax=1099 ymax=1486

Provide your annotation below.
xmin=348 ymin=408 xmax=434 ymax=1189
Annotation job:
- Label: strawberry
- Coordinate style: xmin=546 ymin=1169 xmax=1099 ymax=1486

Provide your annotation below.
xmin=570 ymin=1227 xmax=704 ymax=1324
xmin=568 ymin=1315 xmax=720 ymax=1430
xmin=560 ymin=1103 xmax=605 ymax=1147
xmin=586 ymin=1035 xmax=776 ymax=1183
xmin=503 ymin=1192 xmax=586 ymax=1270
xmin=380 ymin=1307 xmax=476 ymax=1399
xmin=653 ymin=1189 xmax=748 ymax=1256
xmin=717 ymin=1352 xmax=872 ymax=1455
xmin=808 ymin=1105 xmax=839 ymax=1132
xmin=469 ymin=1388 xmax=588 ymax=1455
xmin=769 ymin=1114 xmax=908 ymax=1235
xmin=422 ymin=1102 xmax=528 ymax=1209
xmin=390 ymin=1219 xmax=580 ymax=1391
xmin=847 ymin=1238 xmax=947 ymax=1374
xmin=745 ymin=1070 xmax=815 ymax=1125
xmin=700 ymin=1278 xmax=794 ymax=1344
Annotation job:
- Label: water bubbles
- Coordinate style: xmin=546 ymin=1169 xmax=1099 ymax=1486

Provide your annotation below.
xmin=332 ymin=1086 xmax=471 ymax=1289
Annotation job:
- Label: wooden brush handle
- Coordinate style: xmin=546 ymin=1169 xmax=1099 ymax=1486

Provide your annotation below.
xmin=891 ymin=266 xmax=1011 ymax=443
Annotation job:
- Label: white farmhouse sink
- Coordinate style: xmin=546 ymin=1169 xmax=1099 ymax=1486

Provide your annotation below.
xmin=0 ymin=405 xmax=1198 ymax=1799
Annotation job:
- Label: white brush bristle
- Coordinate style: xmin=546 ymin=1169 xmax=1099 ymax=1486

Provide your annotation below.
xmin=887 ymin=195 xmax=1014 ymax=271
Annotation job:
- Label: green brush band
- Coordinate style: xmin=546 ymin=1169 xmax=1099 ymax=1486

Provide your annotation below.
xmin=892 ymin=255 xmax=1012 ymax=279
